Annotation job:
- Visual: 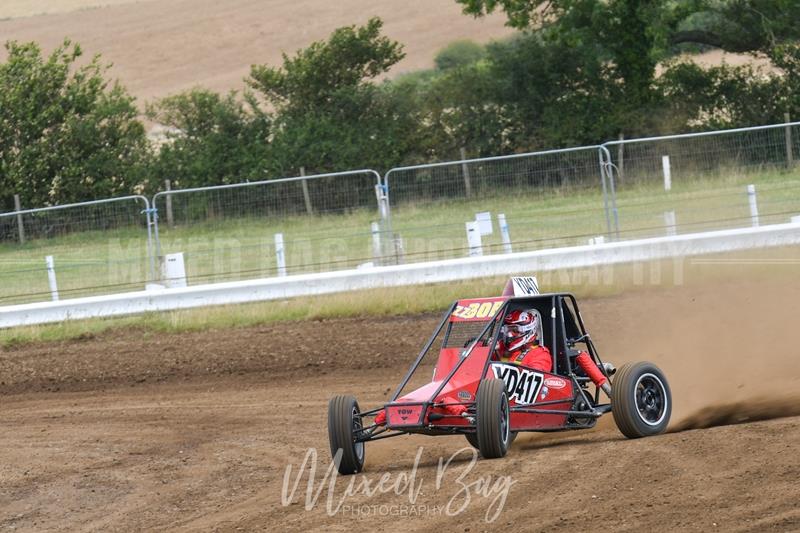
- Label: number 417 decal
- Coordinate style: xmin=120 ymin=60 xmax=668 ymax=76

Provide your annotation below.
xmin=491 ymin=363 xmax=544 ymax=405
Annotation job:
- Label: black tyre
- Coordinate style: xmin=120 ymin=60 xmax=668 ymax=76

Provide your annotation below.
xmin=475 ymin=379 xmax=511 ymax=458
xmin=611 ymin=362 xmax=672 ymax=438
xmin=467 ymin=431 xmax=516 ymax=449
xmin=328 ymin=395 xmax=366 ymax=475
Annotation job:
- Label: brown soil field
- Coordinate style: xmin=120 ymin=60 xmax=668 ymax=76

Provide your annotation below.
xmin=0 ymin=0 xmax=513 ymax=103
xmin=0 ymin=1 xmax=771 ymax=107
xmin=2 ymin=270 xmax=800 ymax=531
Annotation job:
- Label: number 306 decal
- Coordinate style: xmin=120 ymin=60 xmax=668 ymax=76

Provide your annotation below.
xmin=491 ymin=363 xmax=544 ymax=405
xmin=452 ymin=300 xmax=504 ymax=320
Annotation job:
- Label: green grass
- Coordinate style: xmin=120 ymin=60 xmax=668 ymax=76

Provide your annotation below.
xmin=1 ymin=165 xmax=800 ymax=305
xmin=0 ymin=268 xmax=649 ymax=347
xmin=0 ymin=224 xmax=151 ymax=304
xmin=4 ymin=243 xmax=798 ymax=347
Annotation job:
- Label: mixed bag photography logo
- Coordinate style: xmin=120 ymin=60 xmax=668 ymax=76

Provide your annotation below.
xmin=281 ymin=446 xmax=516 ymax=523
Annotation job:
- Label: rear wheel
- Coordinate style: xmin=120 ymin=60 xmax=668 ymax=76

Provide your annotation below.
xmin=328 ymin=395 xmax=366 ymax=474
xmin=612 ymin=362 xmax=672 ymax=438
xmin=475 ymin=379 xmax=511 ymax=458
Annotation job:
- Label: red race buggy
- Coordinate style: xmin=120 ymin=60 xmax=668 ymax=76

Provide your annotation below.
xmin=328 ymin=278 xmax=672 ymax=474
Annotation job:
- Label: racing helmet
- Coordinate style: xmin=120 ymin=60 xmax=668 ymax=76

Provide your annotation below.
xmin=502 ymin=309 xmax=540 ymax=352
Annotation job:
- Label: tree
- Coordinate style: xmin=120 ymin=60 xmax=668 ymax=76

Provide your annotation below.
xmin=247 ymin=17 xmax=418 ymax=174
xmin=147 ymin=89 xmax=271 ymax=189
xmin=249 ymin=17 xmax=403 ymax=112
xmin=420 ymin=62 xmax=510 ymax=157
xmin=659 ymin=41 xmax=800 ymax=130
xmin=458 ymin=1 xmax=800 ymax=68
xmin=485 ymin=32 xmax=628 ymax=147
xmin=658 ymin=60 xmax=787 ymax=130
xmin=671 ymin=1 xmax=800 ymax=54
xmin=769 ymin=43 xmax=800 ymax=117
xmin=0 ymin=40 xmax=149 ymax=209
xmin=455 ymin=0 xmax=680 ymax=109
xmin=455 ymin=0 xmax=800 ymax=139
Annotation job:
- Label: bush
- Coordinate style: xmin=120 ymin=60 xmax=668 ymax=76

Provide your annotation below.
xmin=0 ymin=40 xmax=150 ymax=210
xmin=147 ymin=89 xmax=271 ymax=189
xmin=434 ymin=40 xmax=487 ymax=71
xmin=248 ymin=17 xmax=421 ymax=175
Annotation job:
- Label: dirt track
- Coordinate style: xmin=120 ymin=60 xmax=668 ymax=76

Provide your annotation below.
xmin=2 ymin=273 xmax=800 ymax=531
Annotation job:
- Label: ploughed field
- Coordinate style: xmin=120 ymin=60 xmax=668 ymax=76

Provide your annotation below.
xmin=0 ymin=0 xmax=513 ymax=102
xmin=1 ymin=274 xmax=799 ymax=531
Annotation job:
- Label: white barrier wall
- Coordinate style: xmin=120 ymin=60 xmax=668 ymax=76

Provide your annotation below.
xmin=1 ymin=221 xmax=799 ymax=328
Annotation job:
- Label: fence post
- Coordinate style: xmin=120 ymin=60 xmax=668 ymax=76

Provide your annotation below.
xmin=600 ymin=148 xmax=621 ymax=239
xmin=374 ymin=183 xmax=393 ymax=261
xmin=460 ymin=147 xmax=473 ymax=198
xmin=617 ymin=133 xmax=625 ymax=183
xmin=275 ymin=233 xmax=286 ymax=276
xmin=664 ymin=210 xmax=677 ymax=237
xmin=747 ymin=184 xmax=759 ymax=227
xmin=144 ymin=201 xmax=156 ymax=283
xmin=13 ymin=194 xmax=25 ymax=244
xmin=45 ymin=255 xmax=59 ymax=301
xmin=300 ymin=167 xmax=313 ymax=215
xmin=165 ymin=179 xmax=174 ymax=228
xmin=599 ymin=149 xmax=613 ymax=239
xmin=662 ymin=155 xmax=672 ymax=191
xmin=498 ymin=214 xmax=512 ymax=254
xmin=393 ymin=234 xmax=405 ymax=265
xmin=786 ymin=113 xmax=794 ymax=167
xmin=375 ymin=184 xmax=391 ymax=222
xmin=371 ymin=222 xmax=382 ymax=264
xmin=151 ymin=196 xmax=164 ymax=279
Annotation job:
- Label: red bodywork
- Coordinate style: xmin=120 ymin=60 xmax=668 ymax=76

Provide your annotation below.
xmin=382 ymin=296 xmax=575 ymax=432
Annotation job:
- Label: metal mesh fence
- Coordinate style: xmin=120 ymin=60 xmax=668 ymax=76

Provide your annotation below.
xmin=371 ymin=182 xmax=800 ymax=266
xmin=382 ymin=125 xmax=800 ymax=257
xmin=0 ymin=196 xmax=153 ymax=305
xmin=2 ymin=123 xmax=800 ymax=307
xmin=152 ymin=170 xmax=384 ymax=283
xmin=605 ymin=123 xmax=800 ymax=190
xmin=380 ymin=147 xmax=611 ymax=264
xmin=385 ymin=147 xmax=603 ymax=208
xmin=386 ymin=201 xmax=609 ymax=263
xmin=609 ymin=181 xmax=800 ymax=240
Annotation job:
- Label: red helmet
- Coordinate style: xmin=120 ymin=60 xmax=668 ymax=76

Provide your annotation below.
xmin=502 ymin=309 xmax=540 ymax=352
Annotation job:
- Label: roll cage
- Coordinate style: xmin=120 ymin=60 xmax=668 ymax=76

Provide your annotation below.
xmin=392 ymin=293 xmax=607 ymax=397
xmin=354 ymin=294 xmax=613 ymax=442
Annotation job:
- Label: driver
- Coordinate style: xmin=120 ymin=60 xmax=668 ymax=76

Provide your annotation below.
xmin=374 ymin=308 xmax=552 ymax=427
xmin=494 ymin=309 xmax=552 ymax=373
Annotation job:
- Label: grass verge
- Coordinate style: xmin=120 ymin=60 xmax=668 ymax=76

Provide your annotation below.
xmin=3 ymin=245 xmax=798 ymax=347
xmin=2 ymin=166 xmax=799 ymax=305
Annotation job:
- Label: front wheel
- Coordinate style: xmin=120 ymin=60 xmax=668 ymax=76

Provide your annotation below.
xmin=475 ymin=379 xmax=512 ymax=458
xmin=328 ymin=395 xmax=366 ymax=474
xmin=465 ymin=430 xmax=516 ymax=450
xmin=611 ymin=362 xmax=672 ymax=438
